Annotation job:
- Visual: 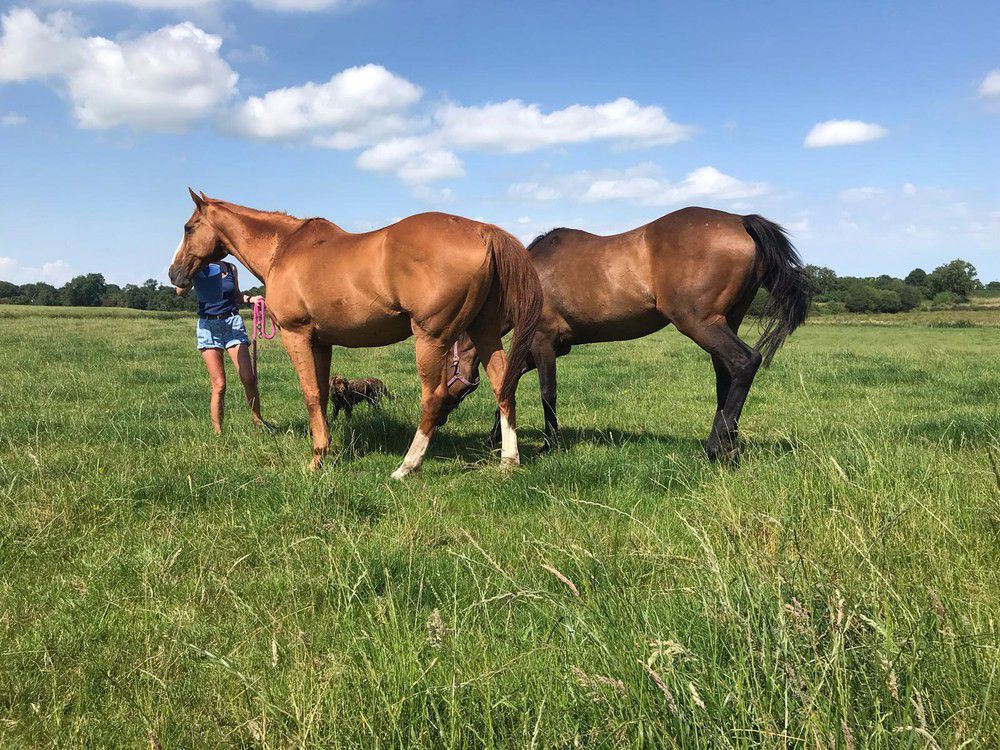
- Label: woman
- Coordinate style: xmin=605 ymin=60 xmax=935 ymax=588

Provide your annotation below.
xmin=176 ymin=261 xmax=270 ymax=433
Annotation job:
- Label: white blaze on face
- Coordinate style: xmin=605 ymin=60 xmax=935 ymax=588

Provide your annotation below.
xmin=391 ymin=429 xmax=432 ymax=480
xmin=500 ymin=410 xmax=519 ymax=466
xmin=171 ymin=235 xmax=186 ymax=266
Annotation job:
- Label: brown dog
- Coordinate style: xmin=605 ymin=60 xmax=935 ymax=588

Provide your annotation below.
xmin=329 ymin=375 xmax=393 ymax=419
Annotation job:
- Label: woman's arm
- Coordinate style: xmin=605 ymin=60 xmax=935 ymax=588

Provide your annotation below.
xmin=232 ymin=263 xmax=263 ymax=305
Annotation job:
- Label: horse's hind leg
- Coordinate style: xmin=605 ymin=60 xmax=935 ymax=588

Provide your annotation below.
xmin=675 ymin=317 xmax=762 ymax=463
xmin=392 ymin=333 xmax=449 ymax=480
xmin=710 ymin=303 xmax=751 ymax=424
xmin=534 ymin=340 xmax=559 ymax=451
xmin=712 ymin=355 xmax=731 ymax=413
xmin=487 ymin=342 xmax=545 ymax=450
xmin=467 ymin=323 xmax=520 ymax=467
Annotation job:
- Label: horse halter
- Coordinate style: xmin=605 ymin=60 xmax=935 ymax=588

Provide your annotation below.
xmin=446 ymin=341 xmax=479 ymax=390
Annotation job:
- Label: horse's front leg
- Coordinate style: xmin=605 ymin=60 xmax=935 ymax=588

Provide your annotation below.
xmin=280 ymin=329 xmax=331 ymax=470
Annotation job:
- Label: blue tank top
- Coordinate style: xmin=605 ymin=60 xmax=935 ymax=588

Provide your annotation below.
xmin=193 ymin=263 xmax=239 ymax=317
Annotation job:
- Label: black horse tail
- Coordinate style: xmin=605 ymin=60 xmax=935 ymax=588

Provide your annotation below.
xmin=742 ymin=214 xmax=814 ymax=366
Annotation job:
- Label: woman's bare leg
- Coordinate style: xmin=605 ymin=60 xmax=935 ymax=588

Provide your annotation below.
xmin=226 ymin=343 xmax=268 ymax=427
xmin=200 ymin=348 xmax=226 ymax=433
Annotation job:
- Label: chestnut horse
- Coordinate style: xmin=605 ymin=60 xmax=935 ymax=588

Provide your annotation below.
xmin=442 ymin=207 xmax=813 ymax=462
xmin=168 ymin=190 xmax=542 ymax=478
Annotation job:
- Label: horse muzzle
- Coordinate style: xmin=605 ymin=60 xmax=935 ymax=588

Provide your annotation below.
xmin=168 ymin=264 xmax=191 ymax=288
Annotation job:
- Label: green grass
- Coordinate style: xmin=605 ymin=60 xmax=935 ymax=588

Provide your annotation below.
xmin=1 ymin=306 xmax=999 ymax=748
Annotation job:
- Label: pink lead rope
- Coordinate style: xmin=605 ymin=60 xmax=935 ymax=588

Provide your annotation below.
xmin=251 ymin=298 xmax=276 ymax=379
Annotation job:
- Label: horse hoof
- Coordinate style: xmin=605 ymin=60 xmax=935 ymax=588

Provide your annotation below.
xmin=704 ymin=440 xmax=739 ymax=467
xmin=499 ymin=454 xmax=519 ymax=470
xmin=391 ymin=466 xmax=411 ymax=481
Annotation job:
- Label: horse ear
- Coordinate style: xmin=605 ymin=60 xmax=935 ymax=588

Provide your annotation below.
xmin=188 ymin=187 xmax=204 ymax=210
xmin=199 ymin=191 xmax=208 ymax=202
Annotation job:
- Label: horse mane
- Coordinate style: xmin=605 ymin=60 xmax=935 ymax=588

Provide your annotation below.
xmin=209 ymin=199 xmax=305 ymax=225
xmin=527 ymin=228 xmax=567 ymax=252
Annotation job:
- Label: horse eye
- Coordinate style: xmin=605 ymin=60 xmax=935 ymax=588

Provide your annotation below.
xmin=184 ymin=225 xmax=193 ymax=234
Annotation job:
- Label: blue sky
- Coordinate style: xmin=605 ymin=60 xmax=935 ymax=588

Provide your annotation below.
xmin=0 ymin=0 xmax=997 ymax=286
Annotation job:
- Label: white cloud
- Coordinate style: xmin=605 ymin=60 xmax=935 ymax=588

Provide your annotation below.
xmin=508 ymin=182 xmax=563 ymax=202
xmin=978 ymin=69 xmax=1000 ymax=98
xmin=229 ymin=64 xmax=421 ymax=146
xmin=411 ymin=185 xmax=454 ymax=203
xmin=223 ymin=61 xmax=694 ymax=184
xmin=0 ymin=257 xmax=74 ymax=285
xmin=0 ymin=8 xmax=82 ymax=81
xmin=61 ymin=0 xmax=366 ymax=11
xmin=3 ymin=11 xmax=696 ymax=187
xmin=248 ymin=0 xmax=367 ymax=9
xmin=230 ymin=82 xmax=693 ymax=184
xmin=1 ymin=111 xmax=26 ymax=125
xmin=585 ymin=166 xmax=767 ymax=205
xmin=434 ymin=97 xmax=693 ymax=153
xmin=227 ymin=44 xmax=268 ymax=64
xmin=0 ymin=9 xmax=237 ymax=131
xmin=839 ymin=186 xmax=888 ymax=202
xmin=356 ymin=136 xmax=463 ymax=184
xmin=64 ymin=0 xmax=209 ymax=8
xmin=804 ymin=119 xmax=888 ymax=148
xmin=786 ymin=215 xmax=811 ymax=234
xmin=510 ymin=164 xmax=768 ymax=207
xmin=72 ymin=24 xmax=238 ymax=130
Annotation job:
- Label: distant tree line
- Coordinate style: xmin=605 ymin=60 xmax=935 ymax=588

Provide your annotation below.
xmin=0 ymin=258 xmax=996 ymax=315
xmin=0 ymin=275 xmax=264 ymax=311
xmin=805 ymin=258 xmax=995 ymax=314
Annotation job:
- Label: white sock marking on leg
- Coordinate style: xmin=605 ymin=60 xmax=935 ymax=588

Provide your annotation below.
xmin=500 ymin=411 xmax=519 ymax=466
xmin=391 ymin=429 xmax=431 ymax=480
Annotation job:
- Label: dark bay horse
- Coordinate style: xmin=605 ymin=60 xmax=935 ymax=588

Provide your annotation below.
xmin=168 ymin=190 xmax=542 ymax=478
xmin=443 ymin=207 xmax=813 ymax=461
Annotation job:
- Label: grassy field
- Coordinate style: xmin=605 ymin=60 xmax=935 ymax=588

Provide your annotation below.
xmin=1 ymin=305 xmax=999 ymax=748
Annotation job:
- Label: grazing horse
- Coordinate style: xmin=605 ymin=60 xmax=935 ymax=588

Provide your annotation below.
xmin=168 ymin=190 xmax=542 ymax=478
xmin=442 ymin=207 xmax=813 ymax=462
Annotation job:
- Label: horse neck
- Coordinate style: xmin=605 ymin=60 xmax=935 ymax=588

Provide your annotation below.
xmin=207 ymin=203 xmax=303 ymax=284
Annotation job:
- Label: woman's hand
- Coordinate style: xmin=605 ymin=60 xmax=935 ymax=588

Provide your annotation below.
xmin=175 ymin=286 xmax=189 ymax=296
xmin=248 ymin=294 xmax=264 ymax=304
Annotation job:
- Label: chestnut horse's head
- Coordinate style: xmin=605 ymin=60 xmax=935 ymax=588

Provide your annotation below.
xmin=167 ymin=188 xmax=228 ymax=288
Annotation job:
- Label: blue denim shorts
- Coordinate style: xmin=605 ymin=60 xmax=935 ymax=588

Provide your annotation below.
xmin=196 ymin=313 xmax=250 ymax=350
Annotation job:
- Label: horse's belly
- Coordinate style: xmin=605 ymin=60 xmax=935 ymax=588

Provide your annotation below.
xmin=567 ymin=308 xmax=665 ymax=344
xmin=315 ymin=311 xmax=411 ymax=348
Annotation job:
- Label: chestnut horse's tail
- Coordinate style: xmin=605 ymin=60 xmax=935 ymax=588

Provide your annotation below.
xmin=743 ymin=214 xmax=815 ymax=366
xmin=482 ymin=226 xmax=543 ymax=402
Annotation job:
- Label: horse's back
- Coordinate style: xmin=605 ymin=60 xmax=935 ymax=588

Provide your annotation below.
xmin=530 ymin=225 xmax=660 ymax=343
xmin=646 ymin=207 xmax=756 ymax=265
xmin=529 ymin=207 xmax=760 ymax=343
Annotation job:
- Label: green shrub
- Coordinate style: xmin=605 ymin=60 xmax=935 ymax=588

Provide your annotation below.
xmin=931 ymin=291 xmax=961 ymax=308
